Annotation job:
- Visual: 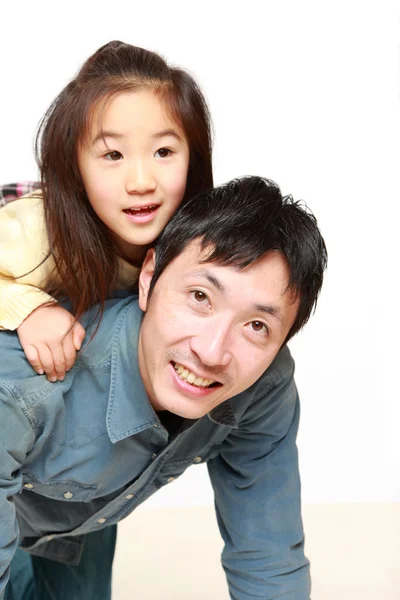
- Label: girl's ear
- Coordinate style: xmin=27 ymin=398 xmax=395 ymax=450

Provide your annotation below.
xmin=138 ymin=248 xmax=156 ymax=311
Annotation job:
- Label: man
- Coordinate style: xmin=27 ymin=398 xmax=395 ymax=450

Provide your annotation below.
xmin=0 ymin=176 xmax=327 ymax=599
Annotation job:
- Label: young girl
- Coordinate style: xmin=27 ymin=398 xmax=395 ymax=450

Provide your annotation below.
xmin=0 ymin=40 xmax=213 ymax=382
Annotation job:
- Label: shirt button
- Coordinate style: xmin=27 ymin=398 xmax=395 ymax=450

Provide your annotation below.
xmin=125 ymin=493 xmax=135 ymax=500
xmin=24 ymin=483 xmax=34 ymax=489
xmin=97 ymin=517 xmax=107 ymax=524
xmin=153 ymin=424 xmax=159 ymax=428
xmin=167 ymin=477 xmax=175 ymax=483
xmin=63 ymin=491 xmax=74 ymax=499
xmin=193 ymin=456 xmax=203 ymax=464
xmin=152 ymin=453 xmax=157 ymax=460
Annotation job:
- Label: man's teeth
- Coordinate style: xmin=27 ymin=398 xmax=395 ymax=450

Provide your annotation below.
xmin=174 ymin=363 xmax=215 ymax=388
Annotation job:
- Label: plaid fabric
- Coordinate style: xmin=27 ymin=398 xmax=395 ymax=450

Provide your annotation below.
xmin=0 ymin=181 xmax=40 ymax=207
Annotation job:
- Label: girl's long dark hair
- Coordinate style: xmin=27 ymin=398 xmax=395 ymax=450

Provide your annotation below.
xmin=35 ymin=40 xmax=213 ymax=322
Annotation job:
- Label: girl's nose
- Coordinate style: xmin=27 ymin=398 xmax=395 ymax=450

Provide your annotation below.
xmin=125 ymin=160 xmax=156 ymax=195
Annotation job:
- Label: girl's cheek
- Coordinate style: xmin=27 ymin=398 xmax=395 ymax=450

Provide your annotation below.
xmin=167 ymin=165 xmax=189 ymax=196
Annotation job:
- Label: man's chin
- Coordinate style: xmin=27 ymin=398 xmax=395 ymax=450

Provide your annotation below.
xmin=152 ymin=393 xmax=222 ymax=420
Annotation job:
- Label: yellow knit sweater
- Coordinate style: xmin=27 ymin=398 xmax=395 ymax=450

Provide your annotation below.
xmin=0 ymin=194 xmax=139 ymax=330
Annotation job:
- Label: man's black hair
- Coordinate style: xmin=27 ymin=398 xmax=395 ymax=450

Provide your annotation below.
xmin=149 ymin=176 xmax=327 ymax=343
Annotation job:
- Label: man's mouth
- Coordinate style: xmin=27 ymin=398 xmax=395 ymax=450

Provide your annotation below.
xmin=172 ymin=362 xmax=220 ymax=389
xmin=123 ymin=205 xmax=159 ymax=216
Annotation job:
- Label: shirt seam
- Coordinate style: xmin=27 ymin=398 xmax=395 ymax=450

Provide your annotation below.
xmin=248 ymin=351 xmax=295 ymax=409
xmin=0 ymin=381 xmax=37 ymax=434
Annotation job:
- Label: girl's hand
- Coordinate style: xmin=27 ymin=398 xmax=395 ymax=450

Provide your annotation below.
xmin=17 ymin=305 xmax=86 ymax=382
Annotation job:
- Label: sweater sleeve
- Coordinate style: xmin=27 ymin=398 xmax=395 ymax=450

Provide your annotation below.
xmin=0 ymin=195 xmax=58 ymax=331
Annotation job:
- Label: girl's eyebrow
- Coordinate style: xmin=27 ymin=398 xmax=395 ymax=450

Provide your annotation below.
xmin=151 ymin=129 xmax=184 ymax=142
xmin=92 ymin=129 xmax=184 ymax=145
xmin=92 ymin=131 xmax=126 ymax=145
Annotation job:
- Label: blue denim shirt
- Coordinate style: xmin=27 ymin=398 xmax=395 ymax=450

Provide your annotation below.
xmin=0 ymin=296 xmax=310 ymax=599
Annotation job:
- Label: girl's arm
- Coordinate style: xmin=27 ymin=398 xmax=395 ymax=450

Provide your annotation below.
xmin=0 ymin=194 xmax=85 ymax=380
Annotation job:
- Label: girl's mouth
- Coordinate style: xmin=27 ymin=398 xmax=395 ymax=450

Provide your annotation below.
xmin=123 ymin=205 xmax=160 ymax=223
xmin=123 ymin=204 xmax=159 ymax=216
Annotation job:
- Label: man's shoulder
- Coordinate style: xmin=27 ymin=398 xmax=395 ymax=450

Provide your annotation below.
xmin=216 ymin=346 xmax=296 ymax=428
xmin=255 ymin=345 xmax=295 ymax=394
xmin=0 ymin=330 xmax=35 ymax=382
xmin=0 ymin=295 xmax=139 ymax=394
xmin=76 ymin=294 xmax=139 ymax=364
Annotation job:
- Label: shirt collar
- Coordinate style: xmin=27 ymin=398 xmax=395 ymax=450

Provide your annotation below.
xmin=105 ymin=297 xmax=239 ymax=441
xmin=106 ymin=300 xmax=160 ymax=443
xmin=208 ymin=400 xmax=239 ymax=428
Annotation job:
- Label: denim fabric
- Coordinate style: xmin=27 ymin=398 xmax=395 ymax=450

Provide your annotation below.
xmin=5 ymin=526 xmax=116 ymax=600
xmin=0 ymin=295 xmax=310 ymax=599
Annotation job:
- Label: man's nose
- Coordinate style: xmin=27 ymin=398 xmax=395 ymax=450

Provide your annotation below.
xmin=189 ymin=321 xmax=232 ymax=368
xmin=125 ymin=160 xmax=156 ymax=195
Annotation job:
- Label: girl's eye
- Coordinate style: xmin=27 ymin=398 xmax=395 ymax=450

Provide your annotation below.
xmin=104 ymin=151 xmax=123 ymax=161
xmin=155 ymin=147 xmax=172 ymax=158
xmin=249 ymin=321 xmax=269 ymax=335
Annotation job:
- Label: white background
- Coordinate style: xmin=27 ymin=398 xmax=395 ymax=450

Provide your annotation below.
xmin=1 ymin=0 xmax=398 ymax=505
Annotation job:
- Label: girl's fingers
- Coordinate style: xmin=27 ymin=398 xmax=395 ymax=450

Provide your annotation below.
xmin=49 ymin=343 xmax=67 ymax=381
xmin=22 ymin=344 xmax=44 ymax=375
xmin=62 ymin=333 xmax=77 ymax=372
xmin=37 ymin=344 xmax=57 ymax=382
xmin=72 ymin=322 xmax=86 ymax=351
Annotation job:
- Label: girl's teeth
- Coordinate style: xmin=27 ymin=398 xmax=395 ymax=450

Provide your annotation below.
xmin=130 ymin=205 xmax=155 ymax=212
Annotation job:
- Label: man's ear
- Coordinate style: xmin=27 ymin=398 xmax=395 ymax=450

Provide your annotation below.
xmin=139 ymin=248 xmax=156 ymax=311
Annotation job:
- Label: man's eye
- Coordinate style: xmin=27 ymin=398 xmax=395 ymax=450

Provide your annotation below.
xmin=192 ymin=290 xmax=208 ymax=303
xmin=104 ymin=151 xmax=123 ymax=161
xmin=250 ymin=321 xmax=268 ymax=334
xmin=155 ymin=147 xmax=172 ymax=158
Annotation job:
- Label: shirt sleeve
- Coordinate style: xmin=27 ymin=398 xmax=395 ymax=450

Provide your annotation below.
xmin=0 ymin=195 xmax=58 ymax=331
xmin=207 ymin=362 xmax=311 ymax=599
xmin=0 ymin=384 xmax=35 ymax=598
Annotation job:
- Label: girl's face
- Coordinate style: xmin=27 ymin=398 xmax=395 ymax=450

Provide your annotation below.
xmin=78 ymin=90 xmax=190 ymax=265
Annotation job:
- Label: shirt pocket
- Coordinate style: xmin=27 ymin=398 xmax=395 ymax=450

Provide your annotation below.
xmin=158 ymin=444 xmax=223 ymax=485
xmin=21 ymin=472 xmax=98 ymax=502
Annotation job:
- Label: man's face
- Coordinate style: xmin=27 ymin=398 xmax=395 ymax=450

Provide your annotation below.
xmin=138 ymin=241 xmax=299 ymax=419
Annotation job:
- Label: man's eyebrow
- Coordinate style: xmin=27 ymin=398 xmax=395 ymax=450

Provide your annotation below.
xmin=188 ymin=270 xmax=285 ymax=325
xmin=254 ymin=304 xmax=285 ymax=325
xmin=186 ymin=270 xmax=225 ymax=293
